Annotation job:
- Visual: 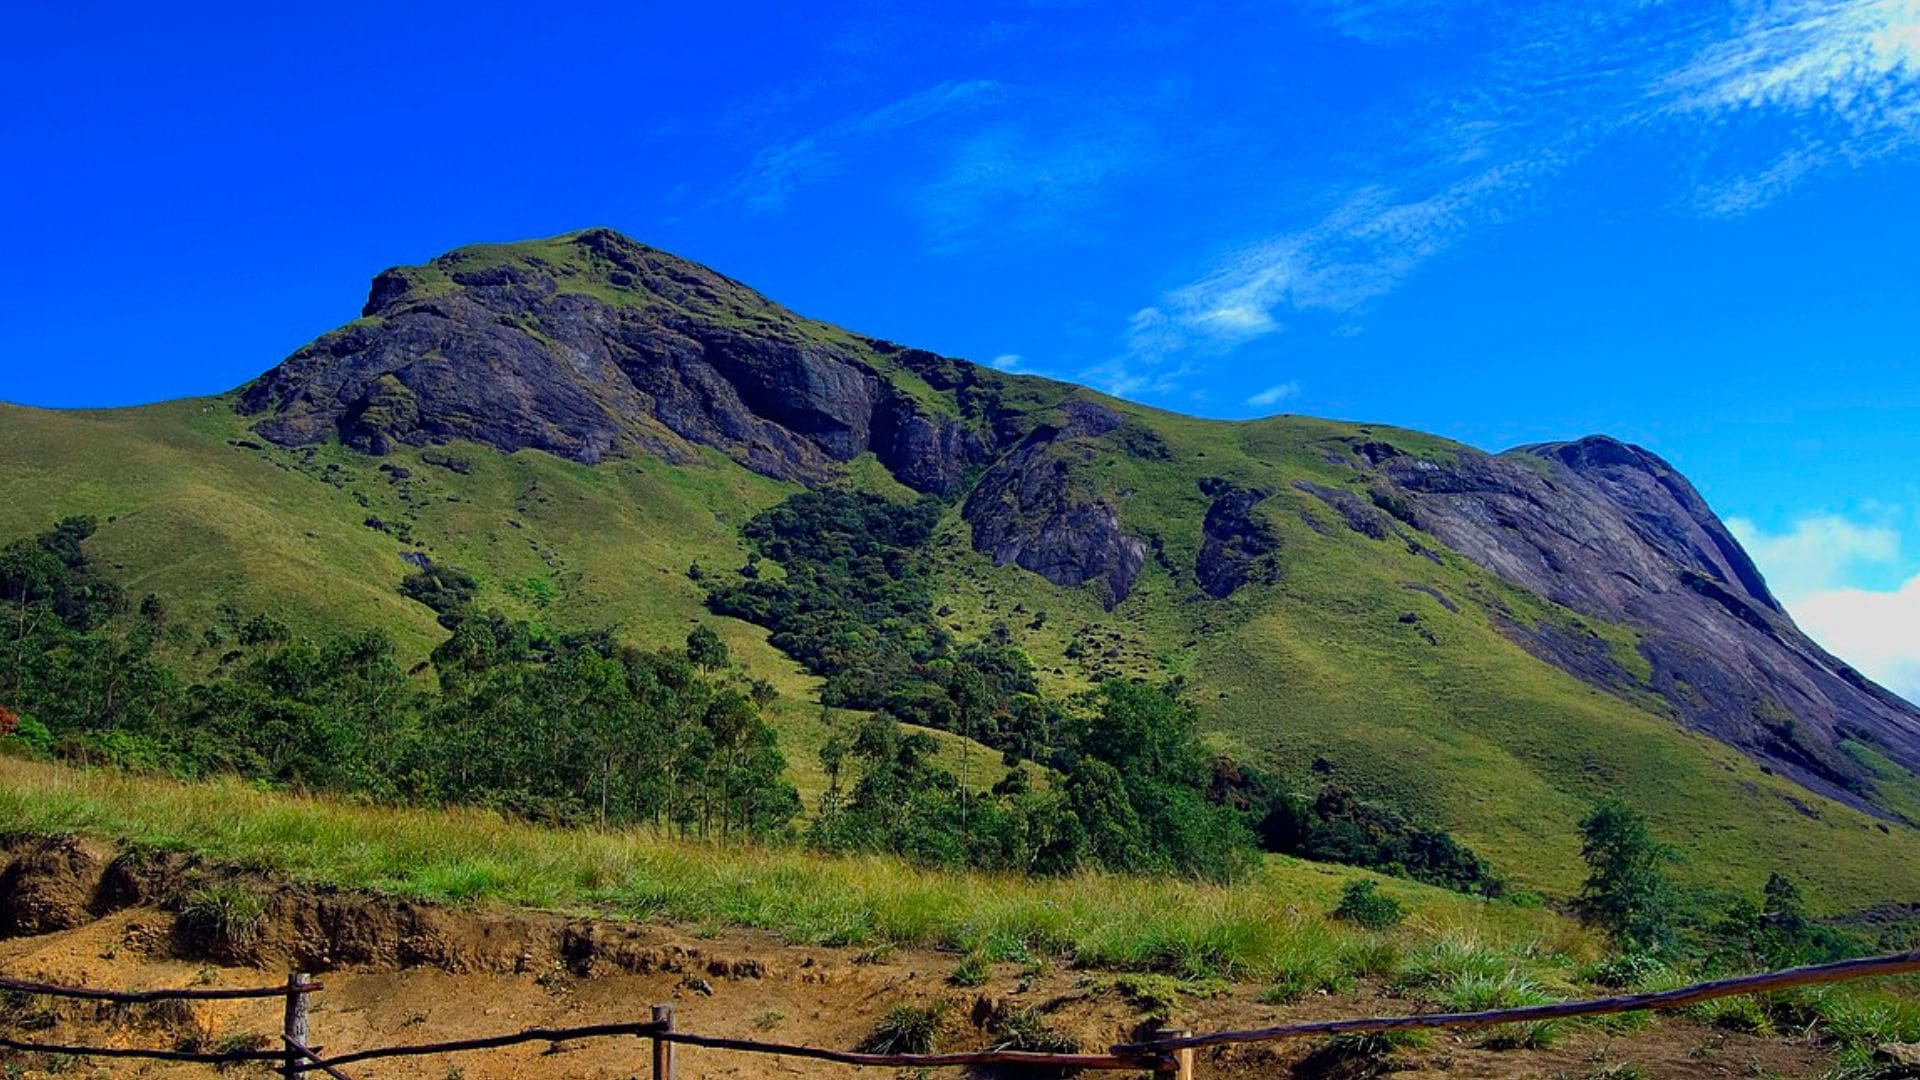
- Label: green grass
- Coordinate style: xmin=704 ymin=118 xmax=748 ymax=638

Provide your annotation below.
xmin=859 ymin=1001 xmax=950 ymax=1054
xmin=4 ymin=293 xmax=1918 ymax=909
xmin=0 ymin=756 xmax=1589 ymax=980
xmin=916 ymin=402 xmax=1920 ymax=908
xmin=1841 ymin=739 xmax=1920 ymax=827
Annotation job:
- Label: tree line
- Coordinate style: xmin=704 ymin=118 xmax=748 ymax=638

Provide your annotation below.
xmin=0 ymin=517 xmax=798 ymax=838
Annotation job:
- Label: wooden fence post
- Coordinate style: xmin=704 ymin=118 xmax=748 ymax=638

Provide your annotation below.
xmin=282 ymin=972 xmax=313 ymax=1079
xmin=1155 ymin=1026 xmax=1194 ymax=1079
xmin=652 ymin=1003 xmax=676 ymax=1080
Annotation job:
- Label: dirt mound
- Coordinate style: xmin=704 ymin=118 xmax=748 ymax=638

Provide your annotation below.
xmin=0 ymin=839 xmax=812 ymax=983
xmin=0 ymin=835 xmax=105 ymax=935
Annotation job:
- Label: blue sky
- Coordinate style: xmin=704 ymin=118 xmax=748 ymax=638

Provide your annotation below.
xmin=1 ymin=1 xmax=1916 ymax=696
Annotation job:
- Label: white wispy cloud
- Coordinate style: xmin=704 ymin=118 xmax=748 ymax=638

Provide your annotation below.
xmin=1097 ymin=156 xmax=1557 ymax=392
xmin=913 ymin=117 xmax=1149 ymax=252
xmin=1727 ymin=514 xmax=1902 ymax=599
xmin=1095 ymin=0 xmax=1920 ymax=397
xmin=1793 ymin=571 xmax=1920 ymax=703
xmin=989 ymin=353 xmax=1022 ymax=371
xmin=1665 ymin=0 xmax=1920 ymax=120
xmin=727 ymin=80 xmax=1003 ymax=213
xmin=1729 ymin=512 xmax=1917 ymax=703
xmin=1245 ymin=381 xmax=1300 ymax=408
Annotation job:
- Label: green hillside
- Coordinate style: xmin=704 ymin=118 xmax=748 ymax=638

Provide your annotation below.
xmin=0 ymin=398 xmax=983 ymax=800
xmin=3 ymin=392 xmax=1913 ymax=910
xmin=3 ymin=229 xmax=1916 ymax=911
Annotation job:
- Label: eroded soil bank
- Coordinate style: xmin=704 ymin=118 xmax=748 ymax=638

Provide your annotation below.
xmin=0 ymin=835 xmax=1833 ymax=1079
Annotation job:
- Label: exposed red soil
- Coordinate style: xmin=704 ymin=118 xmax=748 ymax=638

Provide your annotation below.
xmin=0 ymin=836 xmax=1835 ymax=1079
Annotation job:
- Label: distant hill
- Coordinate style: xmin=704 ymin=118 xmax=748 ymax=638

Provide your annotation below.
xmin=5 ymin=227 xmax=1917 ymax=905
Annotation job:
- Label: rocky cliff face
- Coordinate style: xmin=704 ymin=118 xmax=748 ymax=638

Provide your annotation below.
xmin=961 ymin=401 xmax=1148 ymax=608
xmin=1365 ymin=435 xmax=1920 ymax=810
xmin=243 ymin=230 xmax=1152 ymax=604
xmin=242 ymin=229 xmax=987 ymax=494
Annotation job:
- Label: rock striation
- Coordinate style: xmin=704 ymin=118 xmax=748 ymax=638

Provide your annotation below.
xmin=1366 ymin=435 xmax=1920 ymax=810
xmin=242 ymin=229 xmax=986 ymax=494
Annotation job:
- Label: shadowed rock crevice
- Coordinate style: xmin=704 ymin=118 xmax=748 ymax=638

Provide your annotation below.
xmin=961 ymin=401 xmax=1147 ymax=609
xmin=1196 ymin=477 xmax=1280 ymax=598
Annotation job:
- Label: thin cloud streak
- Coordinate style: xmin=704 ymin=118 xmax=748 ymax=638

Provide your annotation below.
xmin=726 ymin=80 xmax=1003 ymax=213
xmin=1665 ymin=0 xmax=1920 ymax=120
xmin=1246 ymin=381 xmax=1300 ymax=407
xmin=1097 ymin=0 xmax=1920 ymax=397
xmin=914 ymin=118 xmax=1150 ymax=253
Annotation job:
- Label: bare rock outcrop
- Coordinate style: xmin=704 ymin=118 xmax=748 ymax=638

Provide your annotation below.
xmin=242 ymin=229 xmax=987 ymax=494
xmin=1196 ymin=478 xmax=1280 ymax=598
xmin=962 ymin=401 xmax=1147 ymax=608
xmin=1369 ymin=435 xmax=1920 ymax=814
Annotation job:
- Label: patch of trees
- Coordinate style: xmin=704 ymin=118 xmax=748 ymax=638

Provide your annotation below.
xmin=703 ymin=491 xmax=1060 ymax=765
xmin=1259 ymin=783 xmax=1503 ymax=896
xmin=810 ymin=680 xmax=1254 ymax=880
xmin=399 ymin=562 xmax=478 ymax=629
xmin=1575 ymin=798 xmax=1874 ymax=968
xmin=0 ymin=518 xmax=798 ymax=840
xmin=1206 ymin=763 xmax=1504 ymax=896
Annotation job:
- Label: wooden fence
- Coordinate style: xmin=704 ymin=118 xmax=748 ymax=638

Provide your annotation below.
xmin=2 ymin=949 xmax=1916 ymax=1078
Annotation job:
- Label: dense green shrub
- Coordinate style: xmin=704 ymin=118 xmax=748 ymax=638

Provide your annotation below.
xmin=398 ymin=562 xmax=478 ymax=628
xmin=859 ymin=1001 xmax=949 ymax=1054
xmin=1208 ymin=763 xmax=1501 ymax=895
xmin=1705 ymin=872 xmax=1859 ymax=971
xmin=1576 ymin=799 xmax=1676 ymax=953
xmin=1333 ymin=879 xmax=1405 ymax=930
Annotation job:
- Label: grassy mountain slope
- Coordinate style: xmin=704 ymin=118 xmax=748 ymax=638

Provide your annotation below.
xmin=4 ymin=229 xmax=1917 ymax=910
xmin=921 ymin=408 xmax=1920 ymax=899
xmin=0 ymin=398 xmax=988 ymax=799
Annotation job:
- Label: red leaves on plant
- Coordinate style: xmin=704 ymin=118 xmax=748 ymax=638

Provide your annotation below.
xmin=0 ymin=704 xmax=18 ymax=737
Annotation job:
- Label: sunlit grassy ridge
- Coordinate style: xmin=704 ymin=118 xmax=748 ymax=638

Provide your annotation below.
xmin=0 ymin=756 xmax=1583 ymax=978
xmin=2 ymin=230 xmax=1916 ymax=910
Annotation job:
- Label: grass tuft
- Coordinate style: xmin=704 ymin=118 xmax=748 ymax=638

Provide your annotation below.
xmin=948 ymin=953 xmax=990 ymax=987
xmin=859 ymin=1000 xmax=949 ymax=1054
xmin=178 ymin=881 xmax=267 ymax=952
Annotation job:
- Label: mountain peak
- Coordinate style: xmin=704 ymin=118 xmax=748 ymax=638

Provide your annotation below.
xmin=355 ymin=228 xmax=761 ymax=321
xmin=241 ymin=232 xmax=992 ymax=490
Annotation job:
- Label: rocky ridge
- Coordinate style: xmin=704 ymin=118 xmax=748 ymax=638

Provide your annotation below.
xmin=237 ymin=228 xmax=1920 ymax=822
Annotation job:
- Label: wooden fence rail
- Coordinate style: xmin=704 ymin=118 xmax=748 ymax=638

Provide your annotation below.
xmin=0 ymin=974 xmax=322 ymax=1002
xmin=1114 ymin=948 xmax=1920 ymax=1054
xmin=2 ymin=949 xmax=1916 ymax=1079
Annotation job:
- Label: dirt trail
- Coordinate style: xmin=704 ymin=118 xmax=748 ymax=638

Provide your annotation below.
xmin=0 ymin=836 xmax=1832 ymax=1079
